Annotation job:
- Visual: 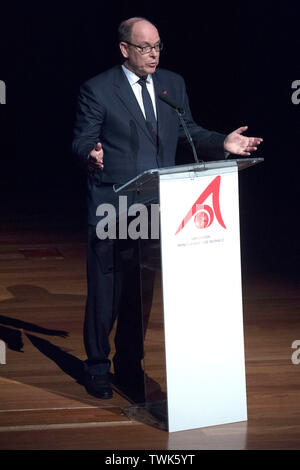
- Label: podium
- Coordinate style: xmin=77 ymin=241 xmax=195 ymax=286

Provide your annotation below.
xmin=114 ymin=158 xmax=263 ymax=432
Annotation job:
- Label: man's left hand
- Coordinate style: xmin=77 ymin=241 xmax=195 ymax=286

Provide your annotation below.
xmin=224 ymin=126 xmax=263 ymax=156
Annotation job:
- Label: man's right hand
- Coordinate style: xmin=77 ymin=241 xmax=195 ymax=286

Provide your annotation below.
xmin=88 ymin=142 xmax=104 ymax=170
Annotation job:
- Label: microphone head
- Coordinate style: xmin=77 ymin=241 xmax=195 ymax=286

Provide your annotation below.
xmin=158 ymin=93 xmax=184 ymax=114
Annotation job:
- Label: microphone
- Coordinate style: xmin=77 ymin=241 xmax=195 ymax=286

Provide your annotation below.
xmin=158 ymin=93 xmax=184 ymax=114
xmin=158 ymin=93 xmax=202 ymax=165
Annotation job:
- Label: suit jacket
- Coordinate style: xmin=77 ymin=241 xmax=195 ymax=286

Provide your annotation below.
xmin=72 ymin=65 xmax=226 ymax=224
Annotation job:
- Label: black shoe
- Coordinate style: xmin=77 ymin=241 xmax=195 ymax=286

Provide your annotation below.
xmin=84 ymin=374 xmax=113 ymax=399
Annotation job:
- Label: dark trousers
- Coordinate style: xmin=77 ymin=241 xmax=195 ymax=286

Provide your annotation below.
xmin=83 ymin=225 xmax=144 ymax=382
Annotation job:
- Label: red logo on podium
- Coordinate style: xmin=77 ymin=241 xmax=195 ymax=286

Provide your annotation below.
xmin=175 ymin=175 xmax=226 ymax=234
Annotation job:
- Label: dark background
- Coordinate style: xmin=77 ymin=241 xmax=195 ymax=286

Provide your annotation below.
xmin=0 ymin=0 xmax=299 ymax=276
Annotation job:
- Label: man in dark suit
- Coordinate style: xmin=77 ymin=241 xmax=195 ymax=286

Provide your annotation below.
xmin=72 ymin=17 xmax=262 ymax=400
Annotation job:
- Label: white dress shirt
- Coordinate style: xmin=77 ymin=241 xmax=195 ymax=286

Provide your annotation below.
xmin=121 ymin=65 xmax=157 ymax=119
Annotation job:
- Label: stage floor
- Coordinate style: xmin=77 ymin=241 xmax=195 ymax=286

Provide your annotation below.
xmin=0 ymin=225 xmax=299 ymax=450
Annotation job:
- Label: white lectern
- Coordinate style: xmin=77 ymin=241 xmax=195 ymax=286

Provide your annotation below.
xmin=114 ymin=158 xmax=263 ymax=433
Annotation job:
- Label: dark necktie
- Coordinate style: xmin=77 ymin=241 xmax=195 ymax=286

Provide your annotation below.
xmin=138 ymin=77 xmax=157 ymax=137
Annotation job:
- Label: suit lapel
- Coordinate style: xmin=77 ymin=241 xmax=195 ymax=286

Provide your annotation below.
xmin=153 ymin=70 xmax=176 ymax=158
xmin=153 ymin=71 xmax=168 ymax=144
xmin=113 ymin=66 xmax=156 ymax=145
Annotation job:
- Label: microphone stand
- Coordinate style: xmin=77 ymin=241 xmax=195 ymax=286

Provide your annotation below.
xmin=175 ymin=108 xmax=200 ymax=165
xmin=158 ymin=93 xmax=205 ymax=168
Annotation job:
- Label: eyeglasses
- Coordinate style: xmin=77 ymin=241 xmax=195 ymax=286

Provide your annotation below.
xmin=125 ymin=41 xmax=163 ymax=55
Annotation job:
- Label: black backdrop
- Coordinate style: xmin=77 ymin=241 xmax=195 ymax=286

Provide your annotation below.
xmin=1 ymin=0 xmax=299 ymax=275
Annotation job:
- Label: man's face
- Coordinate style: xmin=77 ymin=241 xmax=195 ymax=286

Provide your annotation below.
xmin=120 ymin=21 xmax=161 ymax=77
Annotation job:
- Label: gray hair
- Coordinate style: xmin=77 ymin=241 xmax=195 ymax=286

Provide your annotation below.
xmin=118 ymin=17 xmax=156 ymax=43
